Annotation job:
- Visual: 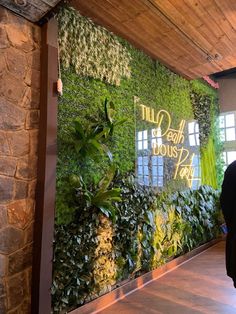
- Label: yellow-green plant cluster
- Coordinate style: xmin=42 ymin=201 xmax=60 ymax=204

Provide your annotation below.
xmin=200 ymin=136 xmax=217 ymax=188
xmin=57 ymin=6 xmax=131 ymax=86
xmin=92 ymin=215 xmax=117 ymax=296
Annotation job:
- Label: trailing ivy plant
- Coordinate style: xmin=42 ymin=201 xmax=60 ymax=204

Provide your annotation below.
xmin=190 ymin=91 xmax=212 ymax=147
xmin=57 ymin=6 xmax=131 ymax=86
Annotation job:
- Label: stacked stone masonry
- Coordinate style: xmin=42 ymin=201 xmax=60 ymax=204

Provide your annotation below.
xmin=0 ymin=7 xmax=41 ymax=314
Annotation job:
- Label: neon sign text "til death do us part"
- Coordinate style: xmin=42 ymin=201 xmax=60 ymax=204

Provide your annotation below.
xmin=138 ymin=102 xmax=196 ymax=188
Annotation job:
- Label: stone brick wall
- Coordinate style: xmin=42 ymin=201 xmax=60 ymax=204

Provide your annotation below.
xmin=0 ymin=7 xmax=41 ymax=313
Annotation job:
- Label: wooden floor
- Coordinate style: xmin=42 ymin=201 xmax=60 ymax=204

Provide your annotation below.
xmin=100 ymin=241 xmax=236 ymax=314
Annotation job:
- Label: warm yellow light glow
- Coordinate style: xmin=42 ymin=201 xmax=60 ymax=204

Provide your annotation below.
xmin=139 ymin=104 xmax=185 ymax=144
xmin=137 ymin=101 xmax=197 ymax=187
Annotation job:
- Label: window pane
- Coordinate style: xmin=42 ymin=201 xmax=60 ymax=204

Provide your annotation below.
xmin=188 ymin=122 xmax=195 ymax=134
xmin=143 ymin=130 xmax=148 ymax=140
xmin=152 ymin=156 xmax=157 ymax=165
xmin=158 ymin=157 xmax=163 ymax=166
xmin=227 ymin=151 xmax=236 ymax=165
xmin=157 ymin=177 xmax=163 ymax=187
xmin=152 ymin=166 xmax=157 ymax=175
xmin=226 ymin=114 xmax=235 ymax=127
xmin=189 ymin=134 xmax=196 ymax=146
xmin=144 ymin=176 xmax=149 ymax=185
xmin=219 ymin=116 xmax=225 ymax=128
xmin=226 ymin=128 xmax=235 ymax=141
xmin=138 ymin=141 xmax=143 ymax=150
xmin=158 ymin=166 xmax=163 ymax=175
xmin=138 ymin=131 xmax=142 ymax=141
xmin=138 ymin=157 xmax=143 ymax=165
xmin=138 ymin=166 xmax=143 ymax=175
xmin=153 ymin=177 xmax=158 ymax=187
xmin=138 ymin=176 xmax=143 ymax=184
xmin=192 ymin=157 xmax=198 ymax=166
xmin=192 ymin=180 xmax=198 ymax=190
xmin=143 ymin=157 xmax=149 ymax=165
xmin=144 ymin=166 xmax=149 ymax=175
xmin=194 ymin=167 xmax=199 ymax=177
xmin=157 ymin=137 xmax=162 ymax=145
xmin=143 ymin=140 xmax=148 ymax=149
xmin=195 ymin=123 xmax=199 ymax=133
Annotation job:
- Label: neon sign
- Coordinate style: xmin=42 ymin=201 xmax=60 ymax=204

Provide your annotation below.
xmin=137 ymin=101 xmax=198 ymax=188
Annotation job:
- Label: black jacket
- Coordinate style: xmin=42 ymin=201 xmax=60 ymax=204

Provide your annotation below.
xmin=220 ymin=160 xmax=236 ymax=281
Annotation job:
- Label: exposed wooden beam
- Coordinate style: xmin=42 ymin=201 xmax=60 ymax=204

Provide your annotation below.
xmin=31 ymin=17 xmax=58 ymax=314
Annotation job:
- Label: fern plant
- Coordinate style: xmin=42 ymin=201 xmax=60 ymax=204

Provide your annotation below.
xmin=72 ymin=166 xmax=121 ymax=222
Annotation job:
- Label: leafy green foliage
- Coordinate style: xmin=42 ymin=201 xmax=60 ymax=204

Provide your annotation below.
xmin=73 ymin=166 xmax=121 ymax=222
xmin=57 ymin=6 xmax=131 ymax=86
xmin=52 ymin=179 xmax=221 ymax=313
xmin=190 ymin=82 xmax=224 ymax=189
xmin=52 ymin=214 xmax=116 ymax=313
xmin=71 ymin=118 xmax=112 ymax=161
xmin=190 ymin=91 xmax=212 ymax=147
xmin=54 ymin=7 xmax=223 ymax=314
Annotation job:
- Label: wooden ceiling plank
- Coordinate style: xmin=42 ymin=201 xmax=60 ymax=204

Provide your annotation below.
xmin=125 ymin=13 xmax=203 ymax=67
xmin=224 ymin=55 xmax=236 ymax=67
xmin=215 ymin=0 xmax=236 ymax=30
xmin=200 ymin=0 xmax=236 ymax=42
xmin=188 ymin=0 xmax=236 ymax=56
xmin=214 ymin=35 xmax=236 ymax=56
xmin=72 ymin=0 xmax=132 ymax=31
xmin=187 ymin=0 xmax=224 ymax=39
xmin=212 ymin=0 xmax=236 ymax=41
xmin=214 ymin=58 xmax=234 ymax=69
xmin=107 ymin=0 xmax=148 ymax=16
xmin=189 ymin=61 xmax=222 ymax=77
xmin=80 ymin=0 xmax=137 ymax=23
xmin=169 ymin=0 xmax=203 ymax=28
xmin=122 ymin=19 xmax=178 ymax=61
xmin=84 ymin=0 xmax=132 ymax=23
xmin=145 ymin=0 xmax=218 ymax=58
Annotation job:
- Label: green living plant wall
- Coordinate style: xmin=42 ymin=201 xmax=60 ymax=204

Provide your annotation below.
xmin=190 ymin=81 xmax=224 ymax=188
xmin=56 ymin=7 xmax=197 ymax=224
xmin=53 ymin=5 xmax=223 ymax=313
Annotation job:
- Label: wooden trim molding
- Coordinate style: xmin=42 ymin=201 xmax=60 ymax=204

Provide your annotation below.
xmin=31 ymin=17 xmax=58 ymax=314
xmin=69 ymin=238 xmax=222 ymax=314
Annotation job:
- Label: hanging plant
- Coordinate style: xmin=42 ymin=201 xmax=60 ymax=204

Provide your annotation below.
xmin=190 ymin=91 xmax=212 ymax=146
xmin=57 ymin=6 xmax=131 ymax=86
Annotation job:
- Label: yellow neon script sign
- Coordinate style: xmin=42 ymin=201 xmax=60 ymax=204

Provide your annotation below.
xmin=138 ymin=103 xmax=196 ymax=188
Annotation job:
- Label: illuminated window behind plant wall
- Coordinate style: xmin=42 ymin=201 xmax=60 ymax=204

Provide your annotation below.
xmin=188 ymin=121 xmax=200 ymax=189
xmin=219 ymin=111 xmax=236 ymax=169
xmin=136 ymin=124 xmax=201 ymax=189
xmin=135 ymin=96 xmax=201 ymax=190
xmin=137 ymin=129 xmax=164 ymax=187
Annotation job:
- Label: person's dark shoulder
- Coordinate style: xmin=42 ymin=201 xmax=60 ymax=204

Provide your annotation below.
xmin=224 ymin=160 xmax=236 ymax=179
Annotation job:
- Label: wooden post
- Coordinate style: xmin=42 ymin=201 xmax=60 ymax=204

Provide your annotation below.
xmin=31 ymin=17 xmax=58 ymax=314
